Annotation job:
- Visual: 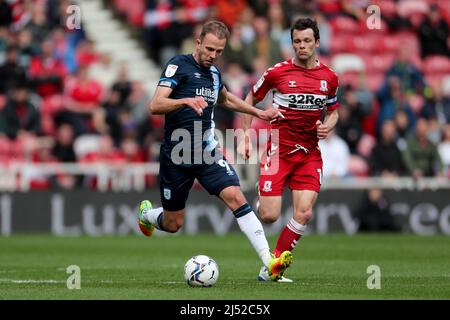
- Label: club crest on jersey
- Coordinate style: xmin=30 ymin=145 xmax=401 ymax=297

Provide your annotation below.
xmin=288 ymin=80 xmax=297 ymax=88
xmin=262 ymin=181 xmax=272 ymax=192
xmin=165 ymin=64 xmax=178 ymax=78
xmin=320 ymin=80 xmax=328 ymax=92
xmin=163 ymin=188 xmax=171 ymax=200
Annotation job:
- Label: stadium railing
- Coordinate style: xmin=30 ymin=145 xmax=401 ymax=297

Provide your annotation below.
xmin=0 ymin=163 xmax=449 ymax=192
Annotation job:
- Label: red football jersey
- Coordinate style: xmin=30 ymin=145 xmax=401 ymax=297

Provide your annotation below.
xmin=252 ymin=58 xmax=340 ymax=158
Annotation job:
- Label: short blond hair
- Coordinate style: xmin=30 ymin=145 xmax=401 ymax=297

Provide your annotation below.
xmin=199 ymin=20 xmax=230 ymax=41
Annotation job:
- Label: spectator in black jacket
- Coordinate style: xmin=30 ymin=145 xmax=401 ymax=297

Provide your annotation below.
xmin=0 ymin=46 xmax=28 ymax=94
xmin=1 ymin=83 xmax=41 ymax=139
xmin=0 ymin=0 xmax=12 ymax=28
xmin=417 ymin=4 xmax=450 ymax=58
xmin=370 ymin=119 xmax=406 ymax=177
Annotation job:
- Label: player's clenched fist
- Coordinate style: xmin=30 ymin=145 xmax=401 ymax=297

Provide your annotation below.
xmin=258 ymin=108 xmax=285 ymax=121
xmin=185 ymin=96 xmax=208 ymax=116
xmin=316 ymin=120 xmax=328 ymax=139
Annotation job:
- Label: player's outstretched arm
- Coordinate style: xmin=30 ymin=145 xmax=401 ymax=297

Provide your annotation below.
xmin=218 ymin=87 xmax=280 ymax=121
xmin=149 ymin=86 xmax=207 ymax=116
xmin=237 ymin=92 xmax=259 ymax=160
xmin=241 ymin=92 xmax=258 ymax=131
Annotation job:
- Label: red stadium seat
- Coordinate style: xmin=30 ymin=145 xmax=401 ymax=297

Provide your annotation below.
xmin=379 ymin=35 xmax=402 ymax=53
xmin=330 ymin=16 xmax=361 ymax=34
xmin=425 ymin=73 xmax=446 ymax=88
xmin=397 ymin=0 xmax=429 ymax=16
xmin=339 ymin=71 xmax=360 ymax=88
xmin=365 ymin=72 xmax=385 ymax=92
xmin=398 ymin=0 xmax=429 ymax=27
xmin=0 ymin=137 xmax=10 ymax=156
xmin=352 ymin=35 xmax=379 ymax=53
xmin=362 ymin=53 xmax=396 ymax=73
xmin=113 ymin=0 xmax=129 ymax=14
xmin=361 ymin=100 xmax=379 ymax=137
xmin=378 ymin=0 xmax=398 ymax=18
xmin=347 ymin=154 xmax=369 ymax=177
xmin=40 ymin=95 xmax=64 ymax=115
xmin=318 ymin=55 xmax=331 ymax=67
xmin=0 ymin=94 xmax=5 ymax=111
xmin=423 ymin=55 xmax=450 ymax=74
xmin=357 ymin=134 xmax=376 ymax=159
xmin=126 ymin=0 xmax=145 ymax=27
xmin=330 ymin=34 xmax=356 ymax=53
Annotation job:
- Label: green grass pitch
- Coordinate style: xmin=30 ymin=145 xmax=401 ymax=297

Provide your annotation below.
xmin=1 ymin=234 xmax=449 ymax=300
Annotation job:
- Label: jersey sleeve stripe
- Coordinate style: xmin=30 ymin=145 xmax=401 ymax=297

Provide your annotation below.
xmin=159 ymin=77 xmax=178 ymax=85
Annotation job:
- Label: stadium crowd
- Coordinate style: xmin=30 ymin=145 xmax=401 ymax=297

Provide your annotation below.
xmin=0 ymin=0 xmax=449 ymax=190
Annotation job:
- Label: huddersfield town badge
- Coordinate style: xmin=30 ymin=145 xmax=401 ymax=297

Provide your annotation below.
xmin=164 ymin=188 xmax=171 ymax=200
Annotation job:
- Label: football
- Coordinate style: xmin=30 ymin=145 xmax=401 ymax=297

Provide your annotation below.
xmin=184 ymin=255 xmax=219 ymax=287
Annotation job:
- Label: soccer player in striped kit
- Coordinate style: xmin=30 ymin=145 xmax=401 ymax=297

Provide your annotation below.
xmin=240 ymin=18 xmax=340 ymax=282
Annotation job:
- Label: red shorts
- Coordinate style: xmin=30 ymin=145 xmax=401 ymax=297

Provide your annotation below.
xmin=259 ymin=147 xmax=323 ymax=196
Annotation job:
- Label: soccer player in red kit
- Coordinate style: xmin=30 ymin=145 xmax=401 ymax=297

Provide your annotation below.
xmin=239 ymin=18 xmax=340 ymax=282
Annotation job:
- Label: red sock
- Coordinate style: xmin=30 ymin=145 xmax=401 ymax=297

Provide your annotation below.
xmin=273 ymin=219 xmax=306 ymax=257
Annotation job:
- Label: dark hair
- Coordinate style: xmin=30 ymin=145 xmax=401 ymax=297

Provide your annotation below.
xmin=290 ymin=18 xmax=320 ymax=41
xmin=199 ymin=20 xmax=230 ymax=41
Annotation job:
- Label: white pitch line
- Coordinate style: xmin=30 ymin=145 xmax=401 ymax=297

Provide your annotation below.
xmin=0 ymin=278 xmax=65 ymax=284
xmin=0 ymin=278 xmax=117 ymax=284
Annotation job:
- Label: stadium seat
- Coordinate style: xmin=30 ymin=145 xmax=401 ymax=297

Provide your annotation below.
xmin=0 ymin=94 xmax=5 ymax=111
xmin=361 ymin=100 xmax=379 ymax=137
xmin=442 ymin=75 xmax=450 ymax=96
xmin=331 ymin=54 xmax=365 ymax=74
xmin=398 ymin=0 xmax=429 ymax=15
xmin=393 ymin=31 xmax=421 ymax=56
xmin=330 ymin=16 xmax=361 ymax=34
xmin=397 ymin=0 xmax=429 ymax=27
xmin=151 ymin=114 xmax=165 ymax=129
xmin=365 ymin=72 xmax=385 ymax=92
xmin=126 ymin=0 xmax=145 ymax=27
xmin=379 ymin=35 xmax=402 ymax=53
xmin=318 ymin=55 xmax=331 ymax=67
xmin=352 ymin=35 xmax=379 ymax=53
xmin=338 ymin=71 xmax=360 ymax=88
xmin=423 ymin=55 xmax=450 ymax=74
xmin=74 ymin=134 xmax=102 ymax=159
xmin=347 ymin=154 xmax=369 ymax=177
xmin=40 ymin=95 xmax=64 ymax=115
xmin=0 ymin=137 xmax=10 ymax=156
xmin=113 ymin=0 xmax=129 ymax=14
xmin=357 ymin=134 xmax=376 ymax=159
xmin=424 ymin=73 xmax=446 ymax=90
xmin=362 ymin=53 xmax=395 ymax=73
xmin=378 ymin=0 xmax=398 ymax=18
xmin=330 ymin=35 xmax=356 ymax=53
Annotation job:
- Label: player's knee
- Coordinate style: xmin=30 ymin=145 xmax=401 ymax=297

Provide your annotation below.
xmin=259 ymin=207 xmax=279 ymax=224
xmin=294 ymin=207 xmax=313 ymax=224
